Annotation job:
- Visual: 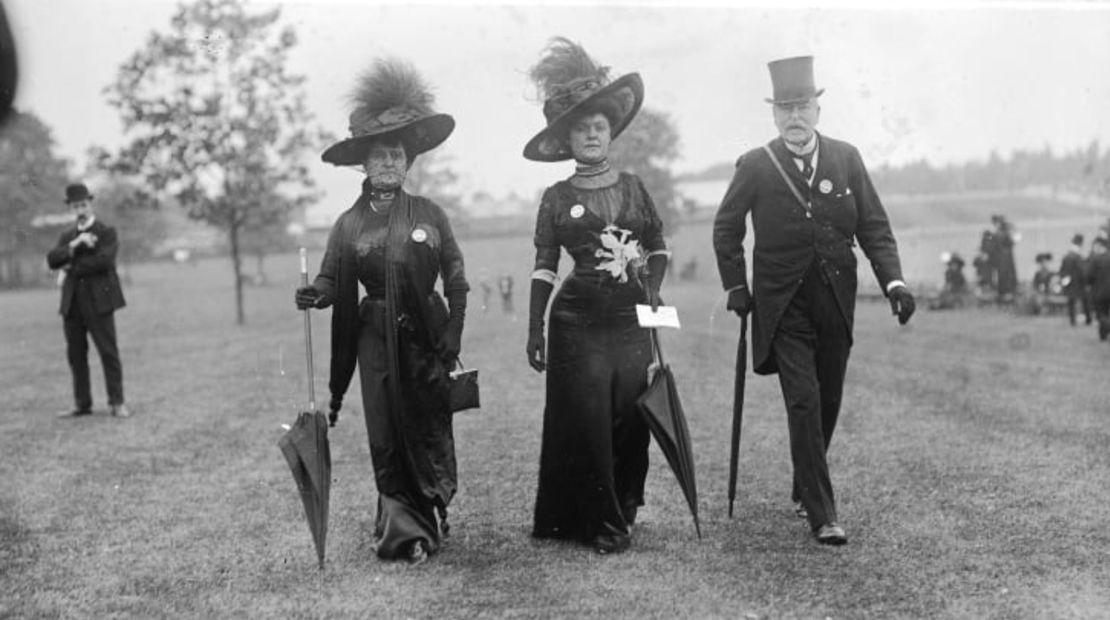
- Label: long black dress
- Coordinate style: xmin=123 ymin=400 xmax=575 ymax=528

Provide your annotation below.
xmin=531 ymin=172 xmax=666 ymax=552
xmin=313 ymin=180 xmax=468 ymax=559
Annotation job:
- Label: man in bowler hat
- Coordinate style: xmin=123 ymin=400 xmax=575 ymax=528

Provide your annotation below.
xmin=47 ymin=183 xmax=130 ymax=418
xmin=713 ymin=56 xmax=914 ymax=545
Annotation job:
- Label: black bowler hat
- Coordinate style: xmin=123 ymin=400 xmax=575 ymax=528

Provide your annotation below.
xmin=65 ymin=183 xmax=93 ymax=204
xmin=765 ymin=56 xmax=825 ymax=104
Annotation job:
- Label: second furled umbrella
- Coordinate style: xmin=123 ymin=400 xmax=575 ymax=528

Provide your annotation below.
xmin=635 ymin=328 xmax=701 ymax=538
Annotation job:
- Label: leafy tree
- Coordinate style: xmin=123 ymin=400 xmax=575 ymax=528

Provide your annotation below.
xmin=86 ymin=174 xmax=171 ymax=274
xmin=609 ymin=106 xmax=682 ymax=232
xmin=0 ymin=110 xmax=69 ymax=288
xmin=103 ymin=0 xmax=330 ymax=323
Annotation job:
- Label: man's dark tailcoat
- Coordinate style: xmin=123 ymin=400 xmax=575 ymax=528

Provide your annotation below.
xmin=713 ymin=133 xmax=904 ymax=375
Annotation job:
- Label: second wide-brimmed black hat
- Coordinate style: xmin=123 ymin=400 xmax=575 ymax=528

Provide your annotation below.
xmin=523 ymin=37 xmax=644 ymax=163
xmin=322 ymin=58 xmax=454 ymax=167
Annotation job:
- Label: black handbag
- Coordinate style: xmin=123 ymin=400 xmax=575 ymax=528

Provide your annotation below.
xmin=448 ymin=359 xmax=479 ymax=413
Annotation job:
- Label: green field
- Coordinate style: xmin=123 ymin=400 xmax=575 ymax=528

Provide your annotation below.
xmin=2 ymin=219 xmax=1109 ymax=618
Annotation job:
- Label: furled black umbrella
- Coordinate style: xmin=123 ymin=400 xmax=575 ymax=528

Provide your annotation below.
xmin=278 ymin=248 xmax=331 ymax=569
xmin=728 ymin=315 xmax=748 ymax=518
xmin=635 ymin=329 xmax=701 ymax=538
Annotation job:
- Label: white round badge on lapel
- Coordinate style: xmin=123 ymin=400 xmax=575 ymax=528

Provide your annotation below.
xmin=818 ymin=179 xmax=833 ymax=194
xmin=411 ymin=228 xmax=428 ymax=243
xmin=570 ymin=204 xmax=585 ymax=219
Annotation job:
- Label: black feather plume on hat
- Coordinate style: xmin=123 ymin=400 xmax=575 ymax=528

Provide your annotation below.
xmin=349 ymin=58 xmax=435 ymax=128
xmin=321 ymin=57 xmax=454 ymax=165
xmin=528 ymin=37 xmax=610 ymax=101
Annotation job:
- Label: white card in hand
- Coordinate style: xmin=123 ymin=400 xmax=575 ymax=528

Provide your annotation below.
xmin=636 ymin=304 xmax=681 ymax=329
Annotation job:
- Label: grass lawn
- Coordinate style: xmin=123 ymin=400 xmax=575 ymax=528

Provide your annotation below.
xmin=2 ymin=220 xmax=1109 ymax=619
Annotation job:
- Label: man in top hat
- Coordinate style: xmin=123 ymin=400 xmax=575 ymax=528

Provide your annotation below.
xmin=713 ymin=56 xmax=914 ymax=545
xmin=47 ymin=183 xmax=130 ymax=418
xmin=1059 ymin=233 xmax=1092 ymax=326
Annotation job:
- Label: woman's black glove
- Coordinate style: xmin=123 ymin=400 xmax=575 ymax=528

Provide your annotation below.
xmin=527 ymin=278 xmax=553 ymax=372
xmin=439 ymin=318 xmax=463 ymax=363
xmin=644 ymin=253 xmax=668 ymax=310
xmin=526 ymin=330 xmax=546 ymax=372
xmin=295 ymin=285 xmax=325 ymax=310
xmin=327 ymin=395 xmax=342 ymax=427
xmin=439 ymin=289 xmax=467 ymax=363
xmin=727 ymin=287 xmax=752 ymax=317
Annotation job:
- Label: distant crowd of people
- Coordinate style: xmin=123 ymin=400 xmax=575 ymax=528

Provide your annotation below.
xmin=932 ymin=215 xmax=1110 ymax=343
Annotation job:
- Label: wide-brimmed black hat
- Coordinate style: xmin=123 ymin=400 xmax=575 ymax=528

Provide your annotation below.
xmin=765 ymin=56 xmax=825 ymax=105
xmin=523 ymin=38 xmax=644 ymax=162
xmin=321 ymin=58 xmax=454 ymax=167
xmin=65 ymin=183 xmax=93 ymax=204
xmin=1035 ymin=252 xmax=1053 ymax=263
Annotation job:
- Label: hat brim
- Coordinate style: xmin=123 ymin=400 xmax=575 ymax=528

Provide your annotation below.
xmin=523 ymin=73 xmax=644 ymax=163
xmin=65 ymin=194 xmax=94 ymax=204
xmin=764 ymin=88 xmax=825 ymax=104
xmin=321 ymin=114 xmax=455 ymax=166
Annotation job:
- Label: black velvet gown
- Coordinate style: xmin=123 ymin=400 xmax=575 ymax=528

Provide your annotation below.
xmin=314 ymin=182 xmax=468 ymax=559
xmin=531 ymin=172 xmax=667 ymax=552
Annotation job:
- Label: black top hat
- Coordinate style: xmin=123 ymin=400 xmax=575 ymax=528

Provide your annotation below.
xmin=765 ymin=56 xmax=825 ymax=104
xmin=523 ymin=38 xmax=644 ymax=162
xmin=65 ymin=183 xmax=93 ymax=203
xmin=321 ymin=58 xmax=454 ymax=167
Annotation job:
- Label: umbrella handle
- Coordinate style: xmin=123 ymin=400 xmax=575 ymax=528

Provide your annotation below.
xmin=300 ymin=248 xmax=316 ymax=411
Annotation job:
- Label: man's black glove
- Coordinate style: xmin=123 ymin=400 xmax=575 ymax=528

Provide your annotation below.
xmin=295 ymin=285 xmax=324 ymax=310
xmin=889 ymin=285 xmax=916 ymax=325
xmin=726 ymin=287 xmax=752 ymax=317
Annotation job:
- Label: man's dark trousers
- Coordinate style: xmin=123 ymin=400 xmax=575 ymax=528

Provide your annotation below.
xmin=64 ymin=280 xmax=124 ymax=410
xmin=773 ymin=262 xmax=851 ymax=532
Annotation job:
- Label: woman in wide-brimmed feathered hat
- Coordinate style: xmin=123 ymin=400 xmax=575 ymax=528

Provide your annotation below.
xmin=523 ymin=37 xmax=669 ymax=555
xmin=295 ymin=58 xmax=469 ymax=564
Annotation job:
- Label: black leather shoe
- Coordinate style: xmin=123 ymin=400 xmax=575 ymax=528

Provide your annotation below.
xmin=57 ymin=409 xmax=93 ymax=418
xmin=816 ymin=523 xmax=847 ymax=546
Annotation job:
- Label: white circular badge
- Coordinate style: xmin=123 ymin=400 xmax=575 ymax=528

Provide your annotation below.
xmin=570 ymin=204 xmax=585 ymax=219
xmin=818 ymin=179 xmax=833 ymax=194
xmin=411 ymin=228 xmax=428 ymax=243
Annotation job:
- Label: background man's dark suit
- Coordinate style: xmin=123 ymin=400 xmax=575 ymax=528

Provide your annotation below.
xmin=713 ymin=132 xmax=907 ymax=534
xmin=1059 ymin=244 xmax=1092 ymax=326
xmin=47 ymin=220 xmax=127 ymax=411
xmin=1086 ymin=246 xmax=1110 ymax=341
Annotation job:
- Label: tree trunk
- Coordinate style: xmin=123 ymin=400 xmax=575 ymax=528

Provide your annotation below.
xmin=230 ymin=221 xmax=245 ymax=325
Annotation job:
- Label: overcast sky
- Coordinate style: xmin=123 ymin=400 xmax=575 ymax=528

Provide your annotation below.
xmin=6 ymin=0 xmax=1110 ymax=221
